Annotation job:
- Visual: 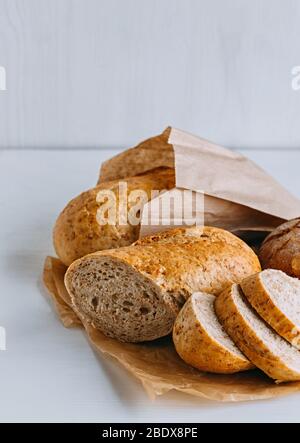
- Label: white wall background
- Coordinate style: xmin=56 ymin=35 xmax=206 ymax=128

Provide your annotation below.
xmin=0 ymin=0 xmax=300 ymax=150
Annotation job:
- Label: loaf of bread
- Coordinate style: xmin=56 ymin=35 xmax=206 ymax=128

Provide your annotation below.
xmin=98 ymin=127 xmax=174 ymax=183
xmin=259 ymin=218 xmax=300 ymax=278
xmin=173 ymin=292 xmax=254 ymax=373
xmin=215 ymin=284 xmax=300 ymax=382
xmin=64 ymin=226 xmax=261 ymax=342
xmin=241 ymin=269 xmax=300 ymax=349
xmin=53 ymin=167 xmax=175 ymax=266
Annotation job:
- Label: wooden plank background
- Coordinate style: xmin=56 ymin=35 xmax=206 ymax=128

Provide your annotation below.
xmin=0 ymin=0 xmax=300 ymax=150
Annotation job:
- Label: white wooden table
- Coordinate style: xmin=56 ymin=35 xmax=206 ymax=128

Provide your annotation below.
xmin=1 ymin=148 xmax=300 ymax=423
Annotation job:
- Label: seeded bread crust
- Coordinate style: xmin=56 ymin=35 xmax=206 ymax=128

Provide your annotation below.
xmin=215 ymin=284 xmax=300 ymax=382
xmin=259 ymin=218 xmax=300 ymax=278
xmin=53 ymin=167 xmax=175 ymax=266
xmin=241 ymin=270 xmax=300 ymax=349
xmin=173 ymin=292 xmax=254 ymax=373
xmin=65 ymin=226 xmax=261 ymax=342
xmin=98 ymin=127 xmax=174 ymax=183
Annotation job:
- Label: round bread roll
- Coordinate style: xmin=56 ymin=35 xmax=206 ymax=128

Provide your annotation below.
xmin=173 ymin=292 xmax=254 ymax=373
xmin=53 ymin=167 xmax=175 ymax=266
xmin=65 ymin=226 xmax=261 ymax=342
xmin=259 ymin=218 xmax=300 ymax=278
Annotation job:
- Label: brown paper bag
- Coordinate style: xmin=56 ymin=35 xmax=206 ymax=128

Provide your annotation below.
xmin=43 ymin=256 xmax=300 ymax=402
xmin=99 ymin=127 xmax=300 ymax=239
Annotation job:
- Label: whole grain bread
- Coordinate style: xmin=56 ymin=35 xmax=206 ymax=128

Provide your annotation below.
xmin=215 ymin=284 xmax=300 ymax=382
xmin=65 ymin=226 xmax=261 ymax=342
xmin=53 ymin=167 xmax=175 ymax=266
xmin=98 ymin=127 xmax=174 ymax=183
xmin=173 ymin=292 xmax=254 ymax=373
xmin=241 ymin=269 xmax=300 ymax=349
xmin=259 ymin=218 xmax=300 ymax=278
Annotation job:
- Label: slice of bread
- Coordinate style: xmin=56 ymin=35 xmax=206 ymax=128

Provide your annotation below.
xmin=215 ymin=284 xmax=300 ymax=382
xmin=241 ymin=269 xmax=300 ymax=349
xmin=173 ymin=292 xmax=254 ymax=373
xmin=65 ymin=253 xmax=180 ymax=343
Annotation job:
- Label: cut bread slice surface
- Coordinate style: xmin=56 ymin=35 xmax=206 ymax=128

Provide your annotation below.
xmin=65 ymin=254 xmax=179 ymax=343
xmin=173 ymin=292 xmax=254 ymax=374
xmin=64 ymin=225 xmax=261 ymax=343
xmin=215 ymin=284 xmax=300 ymax=382
xmin=241 ymin=269 xmax=300 ymax=349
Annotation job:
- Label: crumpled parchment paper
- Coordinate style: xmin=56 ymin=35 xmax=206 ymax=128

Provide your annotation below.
xmin=43 ymin=256 xmax=300 ymax=402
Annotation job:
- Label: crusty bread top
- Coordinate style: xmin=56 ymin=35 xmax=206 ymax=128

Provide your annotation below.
xmin=98 ymin=127 xmax=174 ymax=183
xmin=54 ymin=167 xmax=175 ymax=265
xmin=67 ymin=226 xmax=261 ymax=300
xmin=259 ymin=218 xmax=300 ymax=277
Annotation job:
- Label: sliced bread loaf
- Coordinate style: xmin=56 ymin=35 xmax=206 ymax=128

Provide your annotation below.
xmin=241 ymin=269 xmax=300 ymax=349
xmin=173 ymin=292 xmax=254 ymax=373
xmin=215 ymin=284 xmax=300 ymax=382
xmin=65 ymin=226 xmax=261 ymax=342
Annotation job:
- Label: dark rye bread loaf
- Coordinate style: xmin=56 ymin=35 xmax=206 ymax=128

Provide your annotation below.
xmin=64 ymin=226 xmax=261 ymax=343
xmin=53 ymin=167 xmax=175 ymax=266
xmin=259 ymin=218 xmax=300 ymax=278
